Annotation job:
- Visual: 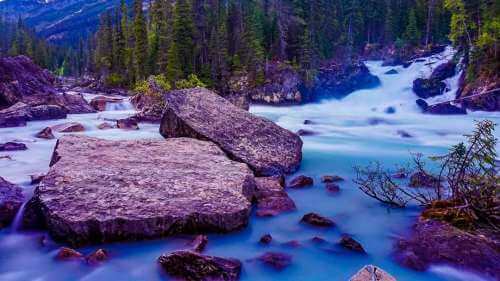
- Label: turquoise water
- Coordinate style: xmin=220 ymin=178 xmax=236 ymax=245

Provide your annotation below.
xmin=1 ymin=48 xmax=499 ymax=281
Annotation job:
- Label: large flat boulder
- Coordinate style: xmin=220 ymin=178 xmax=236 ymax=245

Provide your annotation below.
xmin=159 ymin=87 xmax=302 ymax=176
xmin=28 ymin=135 xmax=256 ymax=246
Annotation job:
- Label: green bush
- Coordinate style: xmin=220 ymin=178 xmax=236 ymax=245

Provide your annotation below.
xmin=105 ymin=73 xmax=125 ymax=87
xmin=175 ymin=74 xmax=207 ymax=89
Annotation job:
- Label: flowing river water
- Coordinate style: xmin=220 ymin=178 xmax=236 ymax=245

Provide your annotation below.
xmin=0 ymin=47 xmax=499 ymax=281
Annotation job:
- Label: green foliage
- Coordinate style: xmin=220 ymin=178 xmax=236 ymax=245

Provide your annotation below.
xmin=403 ymin=9 xmax=421 ymax=45
xmin=105 ymin=73 xmax=126 ymax=87
xmin=175 ymin=74 xmax=206 ymax=89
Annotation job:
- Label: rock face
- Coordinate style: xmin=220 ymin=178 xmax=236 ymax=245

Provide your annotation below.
xmin=395 ymin=218 xmax=500 ymax=280
xmin=30 ymin=105 xmax=67 ymax=120
xmin=430 ymin=61 xmax=456 ymax=81
xmin=158 ymin=250 xmax=241 ymax=281
xmin=254 ymin=177 xmax=296 ymax=217
xmin=313 ymin=61 xmax=380 ymax=99
xmin=159 ymin=87 xmax=302 ymax=176
xmin=413 ymin=78 xmax=446 ymax=99
xmin=0 ymin=56 xmax=94 ymax=114
xmin=28 ymin=135 xmax=255 ymax=246
xmin=0 ymin=102 xmax=32 ymax=128
xmin=458 ymin=77 xmax=499 ymax=112
xmin=0 ymin=176 xmax=24 ymax=228
xmin=350 ymin=265 xmax=397 ymax=281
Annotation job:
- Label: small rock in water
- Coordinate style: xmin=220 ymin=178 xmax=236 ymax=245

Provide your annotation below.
xmin=260 ymin=234 xmax=273 ymax=244
xmin=325 ymin=183 xmax=340 ymax=194
xmin=311 ymin=236 xmax=327 ymax=244
xmin=158 ymin=250 xmax=241 ymax=281
xmin=426 ymin=103 xmax=467 ymax=115
xmin=397 ymin=130 xmax=413 ymax=138
xmin=339 ymin=235 xmax=366 ymax=253
xmin=97 ymin=122 xmax=113 ymax=130
xmin=288 ymin=175 xmax=314 ymax=188
xmin=0 ymin=176 xmax=24 ymax=228
xmin=30 ymin=173 xmax=45 ymax=185
xmin=116 ymin=117 xmax=139 ymax=130
xmin=30 ymin=105 xmax=67 ymax=121
xmin=296 ymin=129 xmax=317 ymax=136
xmin=191 ymin=234 xmax=208 ymax=252
xmin=384 ymin=69 xmax=398 ymax=75
xmin=301 ymin=213 xmax=335 ymax=227
xmin=51 ymin=122 xmax=85 ymax=133
xmin=303 ymin=119 xmax=316 ymax=125
xmin=255 ymin=177 xmax=296 ymax=217
xmin=384 ymin=106 xmax=396 ymax=114
xmin=90 ymin=96 xmax=123 ymax=111
xmin=258 ymin=252 xmax=292 ymax=270
xmin=282 ymin=240 xmax=301 ymax=248
xmin=350 ymin=265 xmax=396 ymax=281
xmin=409 ymin=171 xmax=441 ymax=188
xmin=321 ymin=175 xmax=344 ymax=183
xmin=416 ymin=99 xmax=429 ymax=111
xmin=86 ymin=249 xmax=109 ymax=265
xmin=35 ymin=127 xmax=55 ymax=139
xmin=55 ymin=247 xmax=84 ymax=261
xmin=0 ymin=142 xmax=27 ymax=151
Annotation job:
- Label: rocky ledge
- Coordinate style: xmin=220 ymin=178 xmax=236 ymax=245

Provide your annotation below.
xmin=25 ymin=135 xmax=256 ymax=246
xmin=0 ymin=176 xmax=24 ymax=228
xmin=395 ymin=218 xmax=499 ymax=280
xmin=159 ymin=87 xmax=302 ymax=176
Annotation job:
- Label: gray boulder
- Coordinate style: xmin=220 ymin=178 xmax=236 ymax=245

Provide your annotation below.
xmin=159 ymin=87 xmax=302 ymax=176
xmin=27 ymin=135 xmax=256 ymax=246
xmin=350 ymin=265 xmax=397 ymax=281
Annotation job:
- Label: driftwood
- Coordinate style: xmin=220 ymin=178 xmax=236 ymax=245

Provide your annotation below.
xmin=429 ymin=88 xmax=500 ymax=107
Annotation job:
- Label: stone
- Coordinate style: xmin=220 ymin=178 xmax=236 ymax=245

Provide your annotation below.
xmin=300 ymin=213 xmax=335 ymax=227
xmin=409 ymin=172 xmax=441 ymax=188
xmin=288 ymin=175 xmax=314 ymax=188
xmin=296 ymin=129 xmax=317 ymax=136
xmin=325 ymin=183 xmax=340 ymax=194
xmin=51 ymin=122 xmax=85 ymax=133
xmin=384 ymin=106 xmax=396 ymax=114
xmin=311 ymin=236 xmax=327 ymax=244
xmin=260 ymin=234 xmax=273 ymax=244
xmin=397 ymin=130 xmax=413 ymax=138
xmin=413 ymin=78 xmax=446 ymax=99
xmin=57 ymin=93 xmax=96 ymax=114
xmin=415 ymin=99 xmax=429 ymax=111
xmin=191 ymin=235 xmax=208 ymax=253
xmin=426 ymin=103 xmax=467 ymax=115
xmin=30 ymin=105 xmax=67 ymax=121
xmin=0 ymin=102 xmax=31 ymax=128
xmin=395 ymin=218 xmax=499 ymax=280
xmin=86 ymin=249 xmax=109 ymax=265
xmin=0 ymin=142 xmax=27 ymax=151
xmin=303 ymin=120 xmax=316 ymax=125
xmin=339 ymin=235 xmax=366 ymax=253
xmin=97 ymin=122 xmax=113 ymax=130
xmin=55 ymin=247 xmax=84 ymax=261
xmin=258 ymin=252 xmax=292 ymax=270
xmin=90 ymin=95 xmax=124 ymax=111
xmin=384 ymin=69 xmax=398 ymax=75
xmin=158 ymin=250 xmax=241 ymax=281
xmin=254 ymin=177 xmax=296 ymax=217
xmin=28 ymin=135 xmax=255 ymax=246
xmin=430 ymin=61 xmax=456 ymax=81
xmin=0 ymin=176 xmax=24 ymax=228
xmin=116 ymin=117 xmax=139 ymax=130
xmin=282 ymin=240 xmax=301 ymax=248
xmin=30 ymin=174 xmax=45 ymax=185
xmin=349 ymin=265 xmax=397 ymax=281
xmin=321 ymin=175 xmax=344 ymax=183
xmin=159 ymin=87 xmax=302 ymax=176
xmin=35 ymin=127 xmax=55 ymax=139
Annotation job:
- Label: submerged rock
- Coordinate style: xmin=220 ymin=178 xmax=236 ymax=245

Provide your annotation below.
xmin=254 ymin=177 xmax=296 ymax=217
xmin=86 ymin=249 xmax=109 ymax=265
xmin=350 ymin=265 xmax=396 ymax=281
xmin=158 ymin=250 xmax=241 ymax=281
xmin=258 ymin=252 xmax=292 ymax=270
xmin=191 ymin=235 xmax=208 ymax=253
xmin=288 ymin=175 xmax=314 ymax=188
xmin=97 ymin=122 xmax=113 ymax=130
xmin=260 ymin=234 xmax=273 ymax=244
xmin=0 ymin=176 xmax=24 ymax=228
xmin=413 ymin=78 xmax=446 ymax=99
xmin=325 ymin=183 xmax=340 ymax=194
xmin=159 ymin=87 xmax=302 ymax=176
xmin=426 ymin=102 xmax=467 ymax=115
xmin=116 ymin=117 xmax=139 ymax=130
xmin=29 ymin=135 xmax=255 ymax=246
xmin=395 ymin=218 xmax=500 ymax=280
xmin=51 ymin=122 xmax=85 ymax=133
xmin=339 ymin=235 xmax=366 ymax=253
xmin=0 ymin=142 xmax=27 ymax=151
xmin=384 ymin=69 xmax=398 ymax=75
xmin=296 ymin=129 xmax=317 ymax=136
xmin=321 ymin=175 xmax=344 ymax=183
xmin=301 ymin=213 xmax=335 ymax=227
xmin=89 ymin=96 xmax=123 ymax=111
xmin=55 ymin=247 xmax=84 ymax=261
xmin=415 ymin=99 xmax=429 ymax=111
xmin=30 ymin=105 xmax=67 ymax=121
xmin=35 ymin=127 xmax=55 ymax=139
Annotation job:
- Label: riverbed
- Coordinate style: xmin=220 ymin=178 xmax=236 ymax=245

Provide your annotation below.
xmin=0 ymin=47 xmax=499 ymax=281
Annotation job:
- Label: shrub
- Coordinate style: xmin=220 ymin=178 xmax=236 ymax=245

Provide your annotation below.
xmin=105 ymin=73 xmax=126 ymax=87
xmin=175 ymin=74 xmax=206 ymax=89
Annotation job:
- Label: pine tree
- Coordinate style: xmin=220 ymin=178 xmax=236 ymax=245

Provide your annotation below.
xmin=171 ymin=0 xmax=195 ymax=78
xmin=133 ymin=0 xmax=149 ymax=80
xmin=404 ymin=8 xmax=421 ymax=45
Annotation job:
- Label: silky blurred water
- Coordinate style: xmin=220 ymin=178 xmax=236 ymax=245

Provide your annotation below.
xmin=1 ymin=48 xmax=499 ymax=281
